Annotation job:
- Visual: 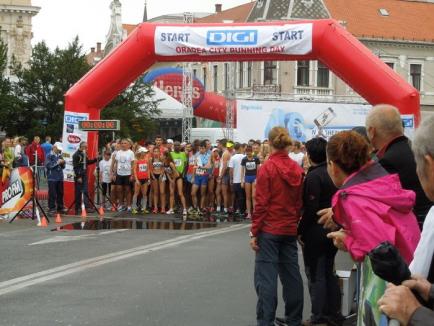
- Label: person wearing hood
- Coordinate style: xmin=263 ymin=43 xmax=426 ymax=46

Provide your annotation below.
xmin=250 ymin=126 xmax=304 ymax=326
xmin=326 ymin=131 xmax=420 ymax=264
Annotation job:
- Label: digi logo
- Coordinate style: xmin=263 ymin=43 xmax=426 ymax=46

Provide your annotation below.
xmin=207 ymin=30 xmax=258 ymax=46
xmin=65 ymin=115 xmax=86 ymax=124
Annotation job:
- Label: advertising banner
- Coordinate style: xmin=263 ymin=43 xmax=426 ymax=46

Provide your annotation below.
xmin=61 ymin=111 xmax=89 ymax=182
xmin=0 ymin=167 xmax=33 ymax=220
xmin=237 ymin=100 xmax=371 ymax=142
xmin=155 ymin=24 xmax=312 ymax=56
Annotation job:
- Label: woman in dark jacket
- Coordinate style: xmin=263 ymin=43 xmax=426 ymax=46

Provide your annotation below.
xmin=297 ymin=137 xmax=341 ymax=326
xmin=250 ymin=126 xmax=304 ymax=326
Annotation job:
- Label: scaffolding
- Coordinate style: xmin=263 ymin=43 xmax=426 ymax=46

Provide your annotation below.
xmin=224 ymin=62 xmax=236 ymax=141
xmin=181 ymin=12 xmax=194 ymax=143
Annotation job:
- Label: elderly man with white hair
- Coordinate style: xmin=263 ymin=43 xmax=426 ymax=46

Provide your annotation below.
xmin=366 ymin=104 xmax=432 ymax=228
xmin=378 ymin=116 xmax=434 ymax=326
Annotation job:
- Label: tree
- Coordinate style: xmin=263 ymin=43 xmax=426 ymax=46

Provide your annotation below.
xmin=0 ymin=37 xmax=160 ymax=141
xmin=101 ymin=79 xmax=161 ymax=143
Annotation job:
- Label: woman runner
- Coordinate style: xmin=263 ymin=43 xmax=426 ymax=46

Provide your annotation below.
xmin=241 ymin=145 xmax=260 ymax=219
xmin=150 ymin=147 xmax=166 ymax=214
xmin=208 ymin=148 xmax=221 ymax=213
xmin=132 ymin=147 xmax=150 ymax=214
xmin=162 ymin=152 xmax=188 ymax=217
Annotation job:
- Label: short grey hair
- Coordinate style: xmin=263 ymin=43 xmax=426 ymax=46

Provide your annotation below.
xmin=412 ymin=116 xmax=434 ymax=170
xmin=366 ymin=104 xmax=404 ymax=137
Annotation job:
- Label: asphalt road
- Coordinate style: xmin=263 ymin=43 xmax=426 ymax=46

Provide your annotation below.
xmin=0 ymin=215 xmax=353 ymax=326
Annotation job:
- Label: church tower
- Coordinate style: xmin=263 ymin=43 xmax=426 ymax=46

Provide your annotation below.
xmin=0 ymin=0 xmax=40 ymax=75
xmin=104 ymin=0 xmax=124 ymax=55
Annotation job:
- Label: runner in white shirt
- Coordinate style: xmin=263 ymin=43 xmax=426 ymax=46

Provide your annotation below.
xmin=229 ymin=143 xmax=246 ymax=216
xmin=112 ymin=139 xmax=135 ymax=211
xmin=99 ymin=151 xmax=112 ymax=209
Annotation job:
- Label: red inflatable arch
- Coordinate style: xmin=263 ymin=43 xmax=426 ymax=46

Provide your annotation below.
xmin=63 ymin=19 xmax=419 ymax=209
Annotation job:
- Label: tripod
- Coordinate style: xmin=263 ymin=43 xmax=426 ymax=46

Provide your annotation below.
xmin=67 ymin=149 xmax=101 ymax=216
xmin=9 ymin=152 xmax=49 ymax=224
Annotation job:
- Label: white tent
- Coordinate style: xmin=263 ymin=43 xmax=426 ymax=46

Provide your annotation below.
xmin=151 ymin=86 xmax=183 ymax=119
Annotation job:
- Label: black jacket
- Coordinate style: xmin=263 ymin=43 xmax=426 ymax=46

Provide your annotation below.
xmin=72 ymin=149 xmax=97 ymax=179
xmin=379 ymin=136 xmax=432 ymax=225
xmin=298 ymin=162 xmax=338 ymax=255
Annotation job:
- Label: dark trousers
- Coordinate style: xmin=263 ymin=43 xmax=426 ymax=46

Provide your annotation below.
xmin=254 ymin=232 xmax=303 ymax=326
xmin=74 ymin=177 xmax=90 ymax=210
xmin=304 ymin=251 xmax=341 ymax=322
xmin=232 ymin=183 xmax=245 ymax=213
xmin=48 ymin=180 xmax=64 ymax=211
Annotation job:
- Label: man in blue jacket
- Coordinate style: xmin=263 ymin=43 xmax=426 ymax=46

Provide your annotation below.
xmin=45 ymin=142 xmax=65 ymax=214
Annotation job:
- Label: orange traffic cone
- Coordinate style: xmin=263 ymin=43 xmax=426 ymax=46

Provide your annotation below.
xmin=55 ymin=213 xmax=62 ymax=224
xmin=98 ymin=206 xmax=105 ymax=216
xmin=81 ymin=208 xmax=87 ymax=219
xmin=38 ymin=216 xmax=48 ymax=228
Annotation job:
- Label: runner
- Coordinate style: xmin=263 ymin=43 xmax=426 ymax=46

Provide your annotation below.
xmin=241 ymin=145 xmax=260 ymax=219
xmin=208 ymin=148 xmax=221 ymax=214
xmin=163 ymin=151 xmax=187 ymax=217
xmin=112 ymin=139 xmax=135 ymax=212
xmin=184 ymin=142 xmax=195 ymax=208
xmin=99 ymin=150 xmax=112 ymax=209
xmin=132 ymin=147 xmax=150 ymax=214
xmin=170 ymin=141 xmax=188 ymax=217
xmin=218 ymin=139 xmax=233 ymax=217
xmin=190 ymin=141 xmax=211 ymax=215
xmin=150 ymin=146 xmax=166 ymax=214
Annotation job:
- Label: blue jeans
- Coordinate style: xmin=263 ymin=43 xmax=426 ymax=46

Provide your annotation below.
xmin=254 ymin=232 xmax=304 ymax=326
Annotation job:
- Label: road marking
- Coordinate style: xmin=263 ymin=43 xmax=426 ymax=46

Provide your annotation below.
xmin=0 ymin=224 xmax=249 ymax=296
xmin=28 ymin=229 xmax=129 ymax=246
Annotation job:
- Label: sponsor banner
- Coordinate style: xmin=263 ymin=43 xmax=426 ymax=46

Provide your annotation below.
xmin=155 ymin=24 xmax=312 ymax=56
xmin=236 ymin=100 xmax=372 ymax=142
xmin=61 ymin=111 xmax=89 ymax=182
xmin=0 ymin=167 xmax=33 ymax=220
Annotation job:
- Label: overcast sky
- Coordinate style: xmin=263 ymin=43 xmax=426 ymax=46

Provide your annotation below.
xmin=32 ymin=0 xmax=251 ymax=51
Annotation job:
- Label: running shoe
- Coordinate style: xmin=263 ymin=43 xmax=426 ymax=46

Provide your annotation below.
xmin=187 ymin=207 xmax=196 ymax=215
xmin=160 ymin=208 xmax=166 ymax=214
xmin=183 ymin=209 xmax=187 ymax=216
xmin=166 ymin=209 xmax=175 ymax=215
xmin=141 ymin=208 xmax=149 ymax=214
xmin=131 ymin=208 xmax=138 ymax=214
xmin=152 ymin=208 xmax=158 ymax=214
xmin=246 ymin=213 xmax=252 ymax=220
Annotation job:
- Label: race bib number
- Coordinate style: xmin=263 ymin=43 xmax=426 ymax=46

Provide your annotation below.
xmin=174 ymin=159 xmax=182 ymax=167
xmin=246 ymin=162 xmax=256 ymax=170
xmin=196 ymin=167 xmax=207 ymax=176
xmin=139 ymin=164 xmax=148 ymax=172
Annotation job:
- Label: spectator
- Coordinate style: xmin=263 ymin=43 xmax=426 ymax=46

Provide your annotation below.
xmin=2 ymin=138 xmax=14 ymax=184
xmin=289 ymin=141 xmax=304 ymax=167
xmin=326 ymin=131 xmax=420 ymax=264
xmin=13 ymin=137 xmax=28 ymax=167
xmin=41 ymin=136 xmax=53 ymax=159
xmin=297 ymin=137 xmax=341 ymax=326
xmin=72 ymin=141 xmax=97 ymax=214
xmin=45 ymin=142 xmax=65 ymax=214
xmin=366 ymin=104 xmax=433 ymax=228
xmin=25 ymin=136 xmax=45 ymax=166
xmin=379 ymin=116 xmax=434 ymax=326
xmin=251 ymin=126 xmax=304 ymax=326
xmin=166 ymin=139 xmax=174 ymax=152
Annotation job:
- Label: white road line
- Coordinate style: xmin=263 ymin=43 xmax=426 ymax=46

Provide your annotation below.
xmin=28 ymin=229 xmax=130 ymax=246
xmin=0 ymin=224 xmax=249 ymax=296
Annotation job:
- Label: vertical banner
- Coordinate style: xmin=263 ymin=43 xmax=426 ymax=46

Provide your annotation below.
xmin=61 ymin=111 xmax=89 ymax=182
xmin=0 ymin=167 xmax=33 ymax=220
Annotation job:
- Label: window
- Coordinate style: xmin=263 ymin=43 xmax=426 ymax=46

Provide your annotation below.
xmin=193 ymin=69 xmax=197 ymax=78
xmin=317 ymin=61 xmax=329 ymax=88
xmin=224 ymin=63 xmax=229 ymax=90
xmin=410 ymin=64 xmax=422 ymax=91
xmin=247 ymin=62 xmax=252 ymax=87
xmin=385 ymin=62 xmax=394 ymax=69
xmin=297 ymin=60 xmax=310 ymax=86
xmin=213 ymin=65 xmax=218 ymax=92
xmin=238 ymin=62 xmax=244 ymax=88
xmin=202 ymin=67 xmax=207 ymax=90
xmin=263 ymin=61 xmax=277 ymax=85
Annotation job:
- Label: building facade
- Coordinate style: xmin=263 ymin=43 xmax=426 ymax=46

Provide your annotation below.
xmin=0 ymin=0 xmax=39 ymax=75
xmin=194 ymin=0 xmax=434 ymax=117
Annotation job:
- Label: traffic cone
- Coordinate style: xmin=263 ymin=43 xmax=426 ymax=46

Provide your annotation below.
xmin=55 ymin=213 xmax=62 ymax=224
xmin=81 ymin=207 xmax=87 ymax=219
xmin=98 ymin=206 xmax=105 ymax=216
xmin=38 ymin=216 xmax=48 ymax=228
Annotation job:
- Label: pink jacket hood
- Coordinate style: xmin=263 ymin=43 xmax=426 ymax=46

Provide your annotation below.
xmin=332 ymin=161 xmax=420 ymax=263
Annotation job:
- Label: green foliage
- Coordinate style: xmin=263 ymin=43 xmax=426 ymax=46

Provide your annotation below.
xmin=0 ymin=37 xmax=160 ymax=141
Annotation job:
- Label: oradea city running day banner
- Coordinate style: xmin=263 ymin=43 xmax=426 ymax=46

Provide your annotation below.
xmin=154 ymin=24 xmax=313 ymax=56
xmin=61 ymin=111 xmax=89 ymax=182
xmin=0 ymin=167 xmax=33 ymax=221
xmin=236 ymin=100 xmax=416 ymax=142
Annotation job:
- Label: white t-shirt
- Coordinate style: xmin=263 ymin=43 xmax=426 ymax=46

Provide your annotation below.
xmin=410 ymin=206 xmax=434 ymax=278
xmin=289 ymin=152 xmax=304 ymax=167
xmin=115 ymin=150 xmax=135 ymax=176
xmin=228 ymin=153 xmax=245 ymax=184
xmin=14 ymin=144 xmax=22 ymax=158
xmin=99 ymin=159 xmax=112 ymax=184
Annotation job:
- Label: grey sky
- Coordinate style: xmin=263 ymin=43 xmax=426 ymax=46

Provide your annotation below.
xmin=31 ymin=0 xmax=250 ymax=51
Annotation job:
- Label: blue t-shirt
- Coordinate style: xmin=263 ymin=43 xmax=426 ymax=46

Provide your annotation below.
xmin=41 ymin=142 xmax=53 ymax=158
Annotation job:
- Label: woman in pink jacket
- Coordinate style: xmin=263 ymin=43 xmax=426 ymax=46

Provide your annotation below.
xmin=326 ymin=131 xmax=420 ymax=264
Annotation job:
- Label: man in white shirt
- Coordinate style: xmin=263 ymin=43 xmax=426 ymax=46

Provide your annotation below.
xmin=112 ymin=139 xmax=135 ymax=211
xmin=289 ymin=141 xmax=305 ymax=167
xmin=229 ymin=143 xmax=246 ymax=216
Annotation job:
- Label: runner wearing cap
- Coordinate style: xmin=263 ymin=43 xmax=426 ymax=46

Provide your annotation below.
xmin=132 ymin=147 xmax=150 ymax=214
xmin=218 ymin=139 xmax=233 ymax=217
